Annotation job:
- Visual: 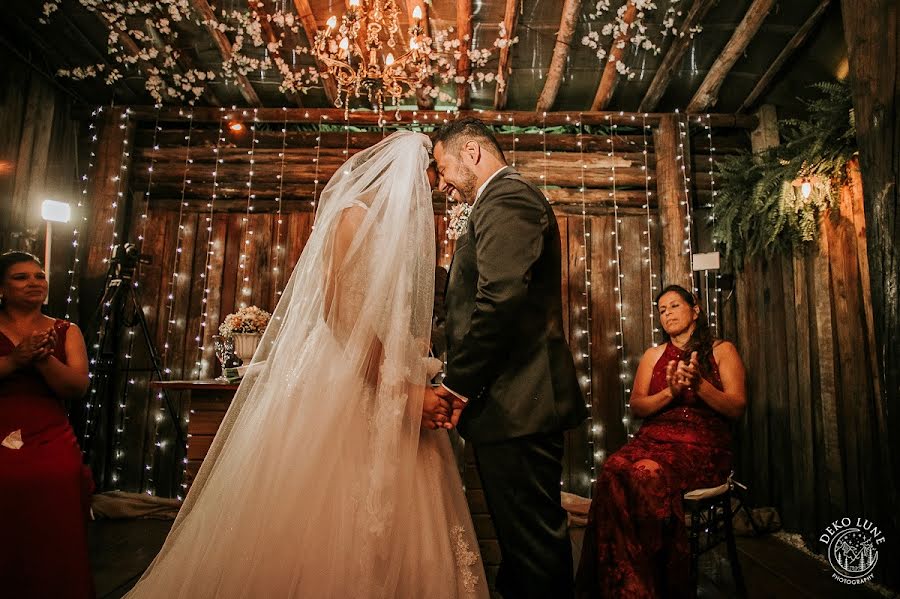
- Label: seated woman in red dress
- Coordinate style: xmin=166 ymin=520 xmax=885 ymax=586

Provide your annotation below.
xmin=575 ymin=284 xmax=747 ymax=599
xmin=0 ymin=251 xmax=94 ymax=598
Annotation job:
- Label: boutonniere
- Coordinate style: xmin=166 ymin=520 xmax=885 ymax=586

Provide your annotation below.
xmin=447 ymin=202 xmax=472 ymax=240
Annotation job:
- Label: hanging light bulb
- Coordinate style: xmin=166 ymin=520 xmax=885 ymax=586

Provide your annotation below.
xmin=326 ymin=15 xmax=337 ymax=29
xmin=412 ymin=5 xmax=423 ymax=20
xmin=801 ymin=179 xmax=812 ymax=199
xmin=339 ymin=37 xmax=350 ymax=51
xmin=385 ymin=53 xmax=395 ymax=66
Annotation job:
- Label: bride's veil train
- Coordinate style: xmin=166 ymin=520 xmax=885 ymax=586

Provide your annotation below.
xmin=127 ymin=131 xmax=487 ymax=598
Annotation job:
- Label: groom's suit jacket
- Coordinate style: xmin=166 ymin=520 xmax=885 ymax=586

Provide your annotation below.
xmin=443 ymin=167 xmax=587 ymax=444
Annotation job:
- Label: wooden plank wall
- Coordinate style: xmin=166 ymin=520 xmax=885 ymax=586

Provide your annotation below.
xmin=726 ymin=161 xmax=883 ymax=549
xmin=0 ymin=47 xmax=80 ymax=317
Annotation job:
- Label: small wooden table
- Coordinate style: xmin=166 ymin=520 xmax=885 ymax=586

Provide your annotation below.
xmin=150 ymin=380 xmax=238 ymax=486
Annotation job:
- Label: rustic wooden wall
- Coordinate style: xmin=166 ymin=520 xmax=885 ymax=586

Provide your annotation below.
xmin=725 ymin=161 xmax=886 ymax=559
xmin=0 ymin=46 xmax=81 ymax=316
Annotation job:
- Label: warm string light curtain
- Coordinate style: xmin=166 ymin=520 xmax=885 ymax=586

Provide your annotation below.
xmin=109 ymin=104 xmax=162 ymax=488
xmin=83 ymin=108 xmax=131 ymax=459
xmin=146 ymin=111 xmax=195 ymax=496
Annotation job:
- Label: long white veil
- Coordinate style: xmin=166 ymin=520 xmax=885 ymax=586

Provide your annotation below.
xmin=128 ymin=131 xmax=457 ymax=597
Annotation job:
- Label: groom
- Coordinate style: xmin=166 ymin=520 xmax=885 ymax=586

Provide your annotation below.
xmin=429 ymin=118 xmax=588 ymax=598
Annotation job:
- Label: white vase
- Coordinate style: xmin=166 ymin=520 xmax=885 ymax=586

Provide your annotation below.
xmin=232 ymin=333 xmax=262 ymax=363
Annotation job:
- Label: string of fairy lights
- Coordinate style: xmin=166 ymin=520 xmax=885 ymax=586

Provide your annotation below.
xmin=191 ymin=108 xmax=228 ymax=381
xmin=312 ymin=114 xmax=328 ymax=215
xmin=272 ymin=108 xmax=289 ymax=303
xmin=540 ymin=112 xmax=549 ymax=192
xmin=145 ymin=110 xmax=195 ymax=496
xmin=606 ymin=114 xmax=633 ymax=440
xmin=83 ymin=107 xmax=131 ymax=453
xmin=237 ymin=108 xmax=260 ymax=308
xmin=65 ymin=107 xmax=102 ymax=321
xmin=702 ymin=112 xmax=722 ymax=336
xmin=641 ymin=114 xmax=660 ymax=346
xmin=674 ymin=109 xmax=698 ymax=294
xmin=110 ymin=103 xmax=162 ymax=487
xmin=576 ymin=116 xmax=600 ymax=484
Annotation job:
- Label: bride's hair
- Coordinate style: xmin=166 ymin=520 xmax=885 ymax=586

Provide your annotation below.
xmin=432 ymin=117 xmax=506 ymax=162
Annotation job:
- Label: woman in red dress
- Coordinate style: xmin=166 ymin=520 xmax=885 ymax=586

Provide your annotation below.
xmin=0 ymin=251 xmax=94 ymax=598
xmin=576 ymin=284 xmax=747 ymax=598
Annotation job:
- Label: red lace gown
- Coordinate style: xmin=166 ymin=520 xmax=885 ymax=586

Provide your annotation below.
xmin=0 ymin=319 xmax=95 ymax=598
xmin=575 ymin=342 xmax=733 ymax=599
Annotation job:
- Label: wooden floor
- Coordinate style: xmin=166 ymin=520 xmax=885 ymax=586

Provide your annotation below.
xmin=90 ymin=519 xmax=895 ymax=598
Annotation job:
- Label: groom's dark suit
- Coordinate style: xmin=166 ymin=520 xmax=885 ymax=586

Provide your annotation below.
xmin=443 ymin=166 xmax=587 ymax=598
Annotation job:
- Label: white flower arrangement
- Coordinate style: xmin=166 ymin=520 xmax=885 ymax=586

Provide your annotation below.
xmin=218 ymin=306 xmax=271 ymax=337
xmin=447 ymin=202 xmax=472 ymax=241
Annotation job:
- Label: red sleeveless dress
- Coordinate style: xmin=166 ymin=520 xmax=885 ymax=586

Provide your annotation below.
xmin=0 ymin=319 xmax=95 ymax=598
xmin=576 ymin=342 xmax=733 ymax=598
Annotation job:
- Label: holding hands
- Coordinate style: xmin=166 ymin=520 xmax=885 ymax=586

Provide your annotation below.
xmin=9 ymin=327 xmax=57 ymax=368
xmin=421 ymin=385 xmax=468 ymax=431
xmin=665 ymin=351 xmax=700 ymax=397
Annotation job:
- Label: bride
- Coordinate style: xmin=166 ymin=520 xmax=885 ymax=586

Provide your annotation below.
xmin=126 ymin=131 xmax=488 ymax=598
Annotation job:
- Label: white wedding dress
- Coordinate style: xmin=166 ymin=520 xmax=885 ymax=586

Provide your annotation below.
xmin=126 ymin=131 xmax=488 ymax=598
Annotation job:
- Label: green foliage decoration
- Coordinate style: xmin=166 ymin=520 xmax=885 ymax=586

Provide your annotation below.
xmin=712 ymin=81 xmax=857 ymax=269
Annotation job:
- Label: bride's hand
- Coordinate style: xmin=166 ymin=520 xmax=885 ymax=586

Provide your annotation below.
xmin=421 ymin=386 xmax=451 ymax=430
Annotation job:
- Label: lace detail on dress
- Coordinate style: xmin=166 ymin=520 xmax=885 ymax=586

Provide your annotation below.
xmin=450 ymin=524 xmax=480 ymax=594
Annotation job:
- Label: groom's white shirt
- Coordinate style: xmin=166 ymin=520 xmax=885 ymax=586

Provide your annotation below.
xmin=442 ymin=165 xmax=506 ymax=403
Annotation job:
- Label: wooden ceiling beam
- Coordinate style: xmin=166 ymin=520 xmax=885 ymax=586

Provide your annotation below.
xmin=291 ymin=0 xmax=339 ymax=106
xmin=687 ymin=0 xmax=776 ymax=112
xmin=117 ymin=106 xmax=760 ymax=128
xmin=638 ymin=0 xmax=717 ymax=112
xmin=738 ymin=0 xmax=831 ymax=112
xmin=493 ymin=0 xmax=520 ymax=110
xmin=190 ymin=0 xmax=262 ymax=106
xmin=535 ymin=0 xmax=583 ymax=113
xmin=590 ymin=0 xmax=637 ymax=111
xmin=456 ymin=0 xmax=473 ymax=109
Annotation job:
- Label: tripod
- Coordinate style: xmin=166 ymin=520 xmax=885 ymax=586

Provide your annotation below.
xmin=82 ymin=244 xmax=185 ymax=490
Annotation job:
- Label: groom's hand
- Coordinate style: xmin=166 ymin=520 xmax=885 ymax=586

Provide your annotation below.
xmin=422 ymin=386 xmax=452 ymax=430
xmin=449 ymin=397 xmax=467 ymax=428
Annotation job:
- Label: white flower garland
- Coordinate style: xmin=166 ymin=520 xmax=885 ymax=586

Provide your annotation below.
xmin=42 ymin=1 xmax=517 ymax=106
xmin=581 ymin=0 xmax=701 ymax=80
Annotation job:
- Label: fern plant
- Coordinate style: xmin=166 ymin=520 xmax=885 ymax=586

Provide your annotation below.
xmin=712 ymin=81 xmax=857 ymax=269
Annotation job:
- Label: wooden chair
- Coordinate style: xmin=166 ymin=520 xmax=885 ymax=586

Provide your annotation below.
xmin=683 ymin=474 xmax=752 ymax=599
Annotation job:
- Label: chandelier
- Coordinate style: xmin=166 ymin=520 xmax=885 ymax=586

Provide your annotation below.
xmin=315 ymin=0 xmax=429 ymax=112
